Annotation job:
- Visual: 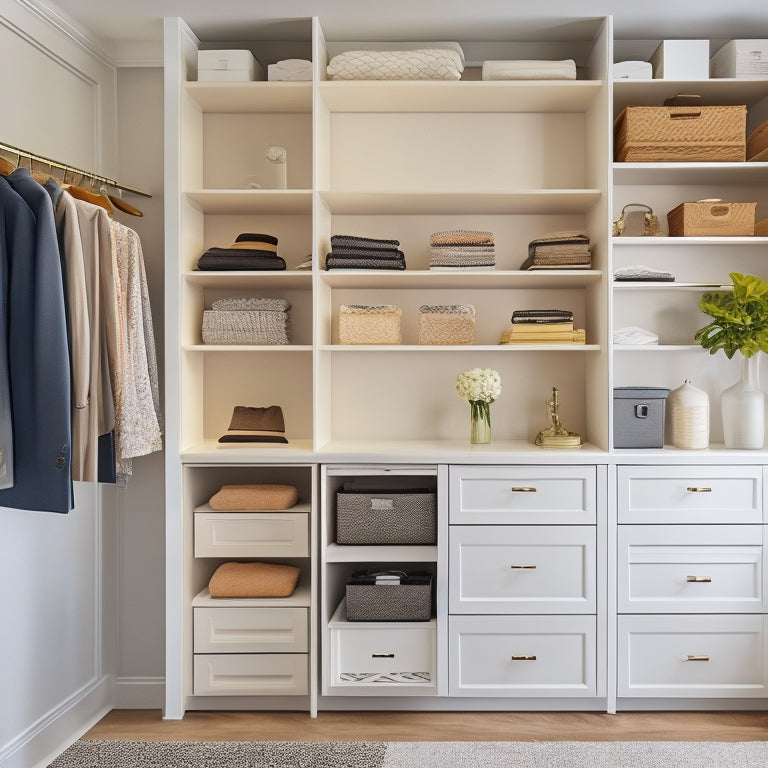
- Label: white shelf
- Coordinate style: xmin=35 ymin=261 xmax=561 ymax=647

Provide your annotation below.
xmin=186 ymin=189 xmax=312 ymax=214
xmin=613 ymin=282 xmax=732 ymax=291
xmin=326 ymin=543 xmax=438 ymax=563
xmin=613 ymin=345 xmax=704 ymax=352
xmin=181 ymin=439 xmax=315 ymax=463
xmin=320 ymin=344 xmax=599 ymax=352
xmin=183 ymin=345 xmax=313 ymax=352
xmin=319 ymin=269 xmax=602 ymax=289
xmin=192 ymin=583 xmax=311 ymax=608
xmin=318 ymin=190 xmax=601 ymax=215
xmin=319 ymin=79 xmax=603 ymax=113
xmin=613 ymin=162 xmax=768 ymax=185
xmin=195 ymin=501 xmax=312 ymax=514
xmin=185 ymin=81 xmax=312 ymax=113
xmin=613 ymin=237 xmax=768 ymax=246
xmin=183 ymin=270 xmax=312 ymax=287
xmin=329 ymin=599 xmax=437 ymax=629
xmin=613 ymin=78 xmax=768 ymax=109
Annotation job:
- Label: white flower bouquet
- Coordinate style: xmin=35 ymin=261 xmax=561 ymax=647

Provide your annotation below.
xmin=265 ymin=145 xmax=287 ymax=164
xmin=456 ymin=367 xmax=502 ymax=437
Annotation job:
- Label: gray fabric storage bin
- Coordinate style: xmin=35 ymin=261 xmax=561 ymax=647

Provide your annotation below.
xmin=345 ymin=570 xmax=432 ymax=621
xmin=614 ymin=387 xmax=670 ymax=448
xmin=336 ymin=486 xmax=436 ymax=544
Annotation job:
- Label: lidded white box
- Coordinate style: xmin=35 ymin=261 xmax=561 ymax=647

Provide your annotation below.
xmin=649 ymin=40 xmax=710 ymax=79
xmin=711 ymin=40 xmax=768 ymax=78
xmin=198 ymin=49 xmax=265 ymax=81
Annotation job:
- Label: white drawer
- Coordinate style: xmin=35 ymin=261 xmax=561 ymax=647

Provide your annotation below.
xmin=329 ymin=620 xmax=436 ymax=688
xmin=449 ymin=525 xmax=596 ymax=614
xmin=194 ymin=511 xmax=309 ymax=557
xmin=194 ymin=607 xmax=308 ymax=653
xmin=618 ymin=614 xmax=768 ymax=697
xmin=449 ymin=614 xmax=596 ymax=697
xmin=618 ymin=525 xmax=765 ymax=613
xmin=618 ymin=466 xmax=762 ymax=524
xmin=193 ymin=653 xmax=308 ymax=696
xmin=449 ymin=466 xmax=596 ymax=525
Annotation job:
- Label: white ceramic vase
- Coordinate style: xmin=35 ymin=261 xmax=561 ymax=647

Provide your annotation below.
xmin=721 ymin=354 xmax=766 ymax=449
xmin=668 ymin=379 xmax=709 ymax=449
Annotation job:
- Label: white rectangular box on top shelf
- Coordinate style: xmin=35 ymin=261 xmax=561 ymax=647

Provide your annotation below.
xmin=649 ymin=40 xmax=710 ymax=80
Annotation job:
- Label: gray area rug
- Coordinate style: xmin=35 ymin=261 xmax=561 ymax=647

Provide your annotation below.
xmin=48 ymin=739 xmax=768 ymax=768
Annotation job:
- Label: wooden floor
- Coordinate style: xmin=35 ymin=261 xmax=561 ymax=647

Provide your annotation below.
xmin=85 ymin=709 xmax=768 ymax=743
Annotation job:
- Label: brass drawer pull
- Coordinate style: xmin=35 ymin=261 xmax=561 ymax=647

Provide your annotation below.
xmin=511 ymin=655 xmax=537 ymax=661
xmin=371 ymin=652 xmax=395 ymax=659
xmin=685 ymin=655 xmax=710 ymax=662
xmin=687 ymin=575 xmax=712 ymax=583
xmin=686 ymin=487 xmax=712 ymax=492
xmin=510 ymin=564 xmax=537 ymax=569
xmin=511 ymin=487 xmax=537 ymax=492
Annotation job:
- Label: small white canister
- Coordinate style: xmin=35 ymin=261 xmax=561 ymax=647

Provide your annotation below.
xmin=668 ymin=379 xmax=709 ymax=449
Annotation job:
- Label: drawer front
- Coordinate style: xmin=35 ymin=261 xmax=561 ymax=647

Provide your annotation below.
xmin=193 ymin=653 xmax=308 ymax=696
xmin=450 ymin=466 xmax=596 ymax=525
xmin=618 ymin=614 xmax=768 ymax=697
xmin=618 ymin=525 xmax=765 ymax=613
xmin=194 ymin=512 xmax=309 ymax=557
xmin=618 ymin=466 xmax=762 ymax=524
xmin=449 ymin=525 xmax=596 ymax=614
xmin=449 ymin=614 xmax=596 ymax=697
xmin=194 ymin=607 xmax=308 ymax=653
xmin=330 ymin=624 xmax=436 ymax=685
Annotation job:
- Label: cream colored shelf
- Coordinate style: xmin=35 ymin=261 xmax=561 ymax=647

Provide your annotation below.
xmin=319 ymin=79 xmax=603 ymax=113
xmin=185 ymin=81 xmax=312 ymax=113
xmin=613 ymin=78 xmax=768 ymax=109
xmin=319 ymin=269 xmax=602 ymax=289
xmin=613 ymin=237 xmax=768 ymax=246
xmin=612 ymin=282 xmax=731 ymax=291
xmin=183 ymin=345 xmax=313 ymax=352
xmin=320 ymin=344 xmax=599 ymax=352
xmin=186 ymin=189 xmax=312 ymax=214
xmin=181 ymin=439 xmax=315 ymax=463
xmin=319 ymin=190 xmax=601 ymax=215
xmin=192 ymin=583 xmax=311 ymax=608
xmin=613 ymin=162 xmax=768 ymax=185
xmin=325 ymin=543 xmax=438 ymax=563
xmin=613 ymin=345 xmax=704 ymax=352
xmin=329 ymin=599 xmax=437 ymax=629
xmin=183 ymin=270 xmax=312 ymax=287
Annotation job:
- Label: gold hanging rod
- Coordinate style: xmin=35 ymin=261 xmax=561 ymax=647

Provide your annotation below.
xmin=0 ymin=140 xmax=152 ymax=198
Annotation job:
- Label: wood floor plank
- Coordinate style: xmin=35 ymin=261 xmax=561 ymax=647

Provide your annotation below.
xmin=84 ymin=710 xmax=768 ymax=742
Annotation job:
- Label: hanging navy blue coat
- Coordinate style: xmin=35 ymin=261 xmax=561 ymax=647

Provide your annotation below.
xmin=0 ymin=170 xmax=72 ymax=513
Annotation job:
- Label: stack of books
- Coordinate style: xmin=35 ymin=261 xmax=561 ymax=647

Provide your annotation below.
xmin=500 ymin=309 xmax=585 ymax=345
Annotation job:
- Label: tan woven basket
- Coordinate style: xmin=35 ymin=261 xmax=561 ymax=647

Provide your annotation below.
xmin=202 ymin=309 xmax=290 ymax=344
xmin=615 ymin=105 xmax=747 ymax=162
xmin=338 ymin=304 xmax=402 ymax=344
xmin=418 ymin=305 xmax=475 ymax=345
xmin=667 ymin=200 xmax=756 ymax=236
xmin=747 ymin=118 xmax=768 ymax=162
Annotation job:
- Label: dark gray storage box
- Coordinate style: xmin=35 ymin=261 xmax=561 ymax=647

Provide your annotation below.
xmin=345 ymin=570 xmax=433 ymax=622
xmin=613 ymin=387 xmax=670 ymax=448
xmin=336 ymin=486 xmax=437 ymax=545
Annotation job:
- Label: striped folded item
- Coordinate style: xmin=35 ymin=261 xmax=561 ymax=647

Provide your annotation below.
xmin=429 ymin=264 xmax=496 ymax=271
xmin=482 ymin=59 xmax=577 ymax=81
xmin=328 ymin=247 xmax=406 ymax=260
xmin=197 ymin=252 xmax=286 ymax=270
xmin=331 ymin=234 xmax=400 ymax=249
xmin=430 ymin=230 xmax=494 ymax=246
xmin=211 ymin=296 xmax=290 ymax=312
xmin=326 ymin=256 xmax=406 ymax=270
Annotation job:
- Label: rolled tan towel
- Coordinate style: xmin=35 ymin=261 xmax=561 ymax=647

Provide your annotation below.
xmin=208 ymin=561 xmax=300 ymax=598
xmin=208 ymin=484 xmax=298 ymax=510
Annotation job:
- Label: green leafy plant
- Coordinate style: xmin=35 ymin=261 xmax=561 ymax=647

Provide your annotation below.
xmin=695 ymin=272 xmax=768 ymax=359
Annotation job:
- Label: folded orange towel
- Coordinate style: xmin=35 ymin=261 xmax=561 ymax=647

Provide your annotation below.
xmin=208 ymin=484 xmax=298 ymax=510
xmin=208 ymin=561 xmax=300 ymax=598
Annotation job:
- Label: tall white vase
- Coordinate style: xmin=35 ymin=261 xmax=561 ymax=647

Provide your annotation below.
xmin=721 ymin=354 xmax=766 ymax=449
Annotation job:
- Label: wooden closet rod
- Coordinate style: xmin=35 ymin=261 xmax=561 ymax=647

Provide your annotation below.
xmin=0 ymin=140 xmax=152 ymax=198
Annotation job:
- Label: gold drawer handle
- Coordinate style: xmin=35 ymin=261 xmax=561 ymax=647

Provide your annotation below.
xmin=511 ymin=655 xmax=537 ymax=661
xmin=510 ymin=564 xmax=537 ymax=569
xmin=686 ymin=487 xmax=712 ymax=492
xmin=511 ymin=487 xmax=537 ymax=492
xmin=685 ymin=655 xmax=710 ymax=662
xmin=687 ymin=575 xmax=712 ymax=583
xmin=371 ymin=652 xmax=395 ymax=659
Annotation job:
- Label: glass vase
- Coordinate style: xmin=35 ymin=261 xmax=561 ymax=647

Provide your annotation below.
xmin=721 ymin=354 xmax=766 ymax=450
xmin=469 ymin=400 xmax=491 ymax=445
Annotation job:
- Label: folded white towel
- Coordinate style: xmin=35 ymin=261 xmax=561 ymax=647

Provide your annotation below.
xmin=482 ymin=59 xmax=576 ymax=80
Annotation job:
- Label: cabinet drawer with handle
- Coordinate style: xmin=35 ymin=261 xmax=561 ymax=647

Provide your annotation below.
xmin=194 ymin=607 xmax=308 ymax=653
xmin=193 ymin=653 xmax=308 ymax=696
xmin=449 ymin=466 xmax=596 ymax=525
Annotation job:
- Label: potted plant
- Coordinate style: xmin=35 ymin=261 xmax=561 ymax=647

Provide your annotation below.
xmin=695 ymin=272 xmax=768 ymax=449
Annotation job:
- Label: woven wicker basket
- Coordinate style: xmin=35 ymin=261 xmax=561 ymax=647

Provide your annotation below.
xmin=418 ymin=304 xmax=475 ymax=345
xmin=615 ymin=104 xmax=747 ymax=162
xmin=667 ymin=200 xmax=756 ymax=236
xmin=202 ymin=309 xmax=290 ymax=344
xmin=747 ymin=118 xmax=768 ymax=162
xmin=338 ymin=304 xmax=402 ymax=344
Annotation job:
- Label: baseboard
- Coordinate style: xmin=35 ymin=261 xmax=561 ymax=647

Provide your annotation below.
xmin=0 ymin=674 xmax=112 ymax=768
xmin=114 ymin=676 xmax=165 ymax=709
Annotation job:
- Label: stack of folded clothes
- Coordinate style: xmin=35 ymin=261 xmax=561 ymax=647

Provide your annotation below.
xmin=197 ymin=233 xmax=286 ymax=271
xmin=500 ymin=309 xmax=585 ymax=345
xmin=325 ymin=234 xmax=406 ymax=270
xmin=429 ymin=230 xmax=495 ymax=270
xmin=520 ymin=231 xmax=592 ymax=270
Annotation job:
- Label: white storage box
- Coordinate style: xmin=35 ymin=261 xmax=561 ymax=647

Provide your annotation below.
xmin=649 ymin=40 xmax=710 ymax=79
xmin=198 ymin=49 xmax=264 ymax=82
xmin=711 ymin=40 xmax=768 ymax=78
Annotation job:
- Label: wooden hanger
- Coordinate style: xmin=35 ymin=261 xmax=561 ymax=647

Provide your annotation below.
xmin=61 ymin=176 xmax=116 ymax=214
xmin=0 ymin=156 xmax=14 ymax=175
xmin=108 ymin=193 xmax=143 ymax=217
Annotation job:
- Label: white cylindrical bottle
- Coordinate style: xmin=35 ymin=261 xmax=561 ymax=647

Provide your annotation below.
xmin=668 ymin=379 xmax=709 ymax=449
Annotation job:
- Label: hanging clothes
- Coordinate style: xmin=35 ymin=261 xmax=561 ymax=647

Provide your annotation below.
xmin=0 ymin=169 xmax=72 ymax=514
xmin=0 ymin=185 xmax=13 ymax=491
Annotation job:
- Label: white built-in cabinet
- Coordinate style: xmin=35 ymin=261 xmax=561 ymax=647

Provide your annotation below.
xmin=164 ymin=14 xmax=768 ymax=718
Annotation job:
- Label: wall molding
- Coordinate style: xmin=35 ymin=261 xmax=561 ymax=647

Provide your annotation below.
xmin=114 ymin=677 xmax=166 ymax=710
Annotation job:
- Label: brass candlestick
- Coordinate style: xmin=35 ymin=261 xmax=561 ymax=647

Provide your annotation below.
xmin=535 ymin=386 xmax=583 ymax=448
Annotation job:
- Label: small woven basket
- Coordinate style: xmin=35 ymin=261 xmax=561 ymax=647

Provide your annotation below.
xmin=338 ymin=304 xmax=402 ymax=344
xmin=202 ymin=309 xmax=290 ymax=344
xmin=418 ymin=304 xmax=475 ymax=345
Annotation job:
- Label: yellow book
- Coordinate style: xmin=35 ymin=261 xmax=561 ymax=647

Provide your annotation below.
xmin=500 ymin=328 xmax=586 ymax=344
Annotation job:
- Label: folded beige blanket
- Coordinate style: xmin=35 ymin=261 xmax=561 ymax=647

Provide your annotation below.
xmin=208 ymin=484 xmax=298 ymax=510
xmin=482 ymin=59 xmax=576 ymax=80
xmin=208 ymin=561 xmax=300 ymax=598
